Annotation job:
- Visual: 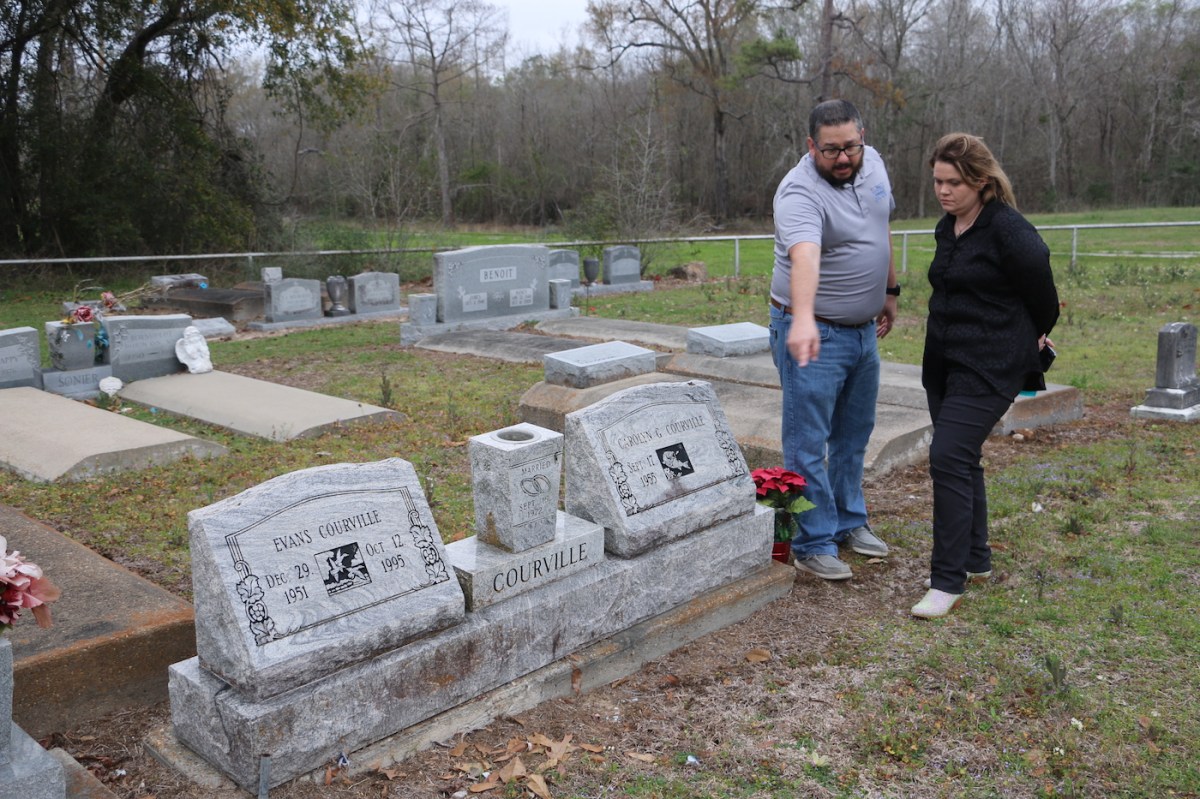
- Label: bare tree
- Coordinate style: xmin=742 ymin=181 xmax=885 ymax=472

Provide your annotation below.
xmin=587 ymin=0 xmax=805 ymax=222
xmin=371 ymin=0 xmax=506 ymax=227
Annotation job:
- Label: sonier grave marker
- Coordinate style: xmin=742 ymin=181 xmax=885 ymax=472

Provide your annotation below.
xmin=186 ymin=459 xmax=465 ymax=698
xmin=564 ymin=380 xmax=754 ymax=557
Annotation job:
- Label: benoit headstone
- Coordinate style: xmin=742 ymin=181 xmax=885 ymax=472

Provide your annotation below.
xmin=433 ymin=245 xmax=551 ymax=323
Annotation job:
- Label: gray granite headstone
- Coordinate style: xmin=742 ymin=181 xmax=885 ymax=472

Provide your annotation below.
xmin=103 ymin=314 xmax=192 ymax=381
xmin=39 ymin=365 xmax=112 ymax=399
xmin=433 ymin=245 xmax=551 ymax=323
xmin=564 ymin=380 xmax=754 ymax=557
xmin=602 ymin=245 xmax=641 ymax=285
xmin=190 ymin=317 xmax=236 ymax=339
xmin=547 ymin=249 xmax=581 ymax=288
xmin=549 ymin=279 xmax=572 ymax=310
xmin=1132 ymin=322 xmax=1199 ymax=420
xmin=264 ymin=278 xmax=323 ymax=324
xmin=469 ymin=423 xmax=563 ymax=551
xmin=0 ymin=327 xmax=41 ymax=390
xmin=43 ymin=321 xmax=99 ymax=371
xmin=408 ymin=293 xmax=437 ymax=326
xmin=349 ymin=272 xmax=402 ymax=315
xmin=544 ymin=341 xmax=657 ymax=389
xmin=187 ymin=458 xmax=465 ymax=699
xmin=686 ymin=322 xmax=770 ymax=358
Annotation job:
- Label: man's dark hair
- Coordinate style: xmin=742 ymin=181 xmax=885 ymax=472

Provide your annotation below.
xmin=808 ymin=99 xmax=863 ymax=140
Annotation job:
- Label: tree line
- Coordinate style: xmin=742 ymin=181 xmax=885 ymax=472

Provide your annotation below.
xmin=2 ymin=0 xmax=1198 ymax=258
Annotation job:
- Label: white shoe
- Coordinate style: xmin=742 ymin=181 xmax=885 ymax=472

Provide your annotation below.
xmin=911 ymin=589 xmax=962 ymax=619
xmin=923 ymin=570 xmax=991 ymax=589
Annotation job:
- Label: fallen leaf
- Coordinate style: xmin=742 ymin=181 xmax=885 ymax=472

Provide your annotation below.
xmin=745 ymin=648 xmax=772 ymax=663
xmin=524 ymin=773 xmax=552 ymax=799
xmin=658 ymin=674 xmax=681 ymax=688
xmin=529 ymin=733 xmax=557 ymax=749
xmin=625 ymin=752 xmax=656 ymax=763
xmin=496 ymin=756 xmax=527 ymax=784
xmin=468 ymin=777 xmax=500 ymax=793
xmin=377 ymin=766 xmax=404 ymax=780
xmin=578 ymin=743 xmax=604 ymax=753
xmin=450 ymin=741 xmax=469 ymax=757
xmin=571 ymin=666 xmax=582 ymax=695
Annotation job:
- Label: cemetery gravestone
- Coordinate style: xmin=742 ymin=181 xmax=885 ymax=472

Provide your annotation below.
xmin=186 ymin=458 xmax=465 ymax=697
xmin=1132 ymin=322 xmax=1200 ymax=421
xmin=686 ymin=322 xmax=770 ymax=358
xmin=103 ymin=314 xmax=193 ymax=381
xmin=433 ymin=245 xmax=551 ymax=323
xmin=264 ymin=278 xmax=323 ymax=324
xmin=549 ymin=279 xmax=572 ymax=310
xmin=602 ymin=245 xmax=641 ymax=285
xmin=348 ymin=272 xmax=402 ymax=315
xmin=564 ymin=380 xmax=754 ymax=557
xmin=547 ymin=249 xmax=581 ymax=288
xmin=39 ymin=366 xmax=113 ymax=400
xmin=151 ymin=274 xmax=208 ymax=290
xmin=544 ymin=341 xmax=657 ymax=389
xmin=260 ymin=267 xmax=282 ymax=283
xmin=0 ymin=328 xmax=41 ymax=390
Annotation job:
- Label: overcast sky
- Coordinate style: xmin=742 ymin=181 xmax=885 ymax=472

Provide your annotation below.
xmin=502 ymin=0 xmax=592 ymax=56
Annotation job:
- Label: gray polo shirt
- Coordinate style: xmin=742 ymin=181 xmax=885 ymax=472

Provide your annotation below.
xmin=770 ymin=145 xmax=895 ymax=324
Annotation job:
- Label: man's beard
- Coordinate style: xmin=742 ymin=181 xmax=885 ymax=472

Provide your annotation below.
xmin=815 ymin=158 xmax=861 ymax=187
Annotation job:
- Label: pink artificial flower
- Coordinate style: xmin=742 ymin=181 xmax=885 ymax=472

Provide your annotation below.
xmin=101 ymin=291 xmax=118 ymax=309
xmin=71 ymin=305 xmax=95 ymax=323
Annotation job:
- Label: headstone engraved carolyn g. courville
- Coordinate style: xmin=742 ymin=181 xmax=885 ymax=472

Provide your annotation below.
xmin=186 ymin=459 xmax=465 ymax=698
xmin=564 ymin=380 xmax=754 ymax=557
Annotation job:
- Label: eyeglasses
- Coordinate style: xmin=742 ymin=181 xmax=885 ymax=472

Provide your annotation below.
xmin=817 ymin=143 xmax=864 ymax=160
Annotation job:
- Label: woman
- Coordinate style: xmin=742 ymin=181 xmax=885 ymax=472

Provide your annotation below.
xmin=913 ymin=133 xmax=1060 ymax=619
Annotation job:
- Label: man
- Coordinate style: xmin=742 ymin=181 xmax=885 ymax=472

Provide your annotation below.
xmin=768 ymin=99 xmax=899 ymax=581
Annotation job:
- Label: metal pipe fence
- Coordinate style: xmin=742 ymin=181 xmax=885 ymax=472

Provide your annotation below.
xmin=1 ymin=221 xmax=1197 ymax=281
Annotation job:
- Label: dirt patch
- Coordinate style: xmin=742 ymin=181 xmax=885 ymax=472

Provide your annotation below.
xmin=44 ymin=402 xmax=1126 ymax=798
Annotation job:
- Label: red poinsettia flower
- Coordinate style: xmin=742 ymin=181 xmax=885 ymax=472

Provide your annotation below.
xmin=751 ymin=467 xmax=815 ymax=514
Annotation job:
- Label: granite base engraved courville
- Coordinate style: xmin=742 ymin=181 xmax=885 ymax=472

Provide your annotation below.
xmin=168 ymin=504 xmax=771 ymax=790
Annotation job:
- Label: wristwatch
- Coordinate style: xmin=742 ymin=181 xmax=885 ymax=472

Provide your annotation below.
xmin=885 ymin=285 xmax=901 ymax=296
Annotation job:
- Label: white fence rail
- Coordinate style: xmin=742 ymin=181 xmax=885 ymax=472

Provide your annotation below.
xmin=1 ymin=221 xmax=1197 ymax=279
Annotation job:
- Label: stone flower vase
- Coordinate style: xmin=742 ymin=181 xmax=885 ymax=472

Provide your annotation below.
xmin=44 ymin=320 xmax=98 ymax=371
xmin=771 ymin=510 xmax=797 ymax=563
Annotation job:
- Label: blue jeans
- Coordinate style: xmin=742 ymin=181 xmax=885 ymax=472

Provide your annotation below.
xmin=769 ymin=305 xmax=879 ymax=558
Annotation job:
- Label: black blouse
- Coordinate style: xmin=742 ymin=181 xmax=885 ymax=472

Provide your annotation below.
xmin=922 ymin=200 xmax=1060 ymax=397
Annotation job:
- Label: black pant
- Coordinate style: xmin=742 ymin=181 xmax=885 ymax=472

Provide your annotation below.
xmin=926 ymin=389 xmax=1015 ymax=594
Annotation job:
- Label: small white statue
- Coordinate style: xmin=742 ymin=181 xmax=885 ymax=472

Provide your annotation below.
xmin=175 ymin=325 xmax=213 ymax=374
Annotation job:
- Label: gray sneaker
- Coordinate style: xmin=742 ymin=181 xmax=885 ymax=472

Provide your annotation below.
xmin=845 ymin=526 xmax=889 ymax=557
xmin=794 ymin=554 xmax=853 ymax=581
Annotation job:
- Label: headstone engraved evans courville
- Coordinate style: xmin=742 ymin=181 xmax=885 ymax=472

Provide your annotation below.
xmin=564 ymin=380 xmax=753 ymax=557
xmin=188 ymin=459 xmax=464 ymax=698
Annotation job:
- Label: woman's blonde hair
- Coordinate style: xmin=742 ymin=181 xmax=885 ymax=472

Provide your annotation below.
xmin=929 ymin=133 xmax=1017 ymax=209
